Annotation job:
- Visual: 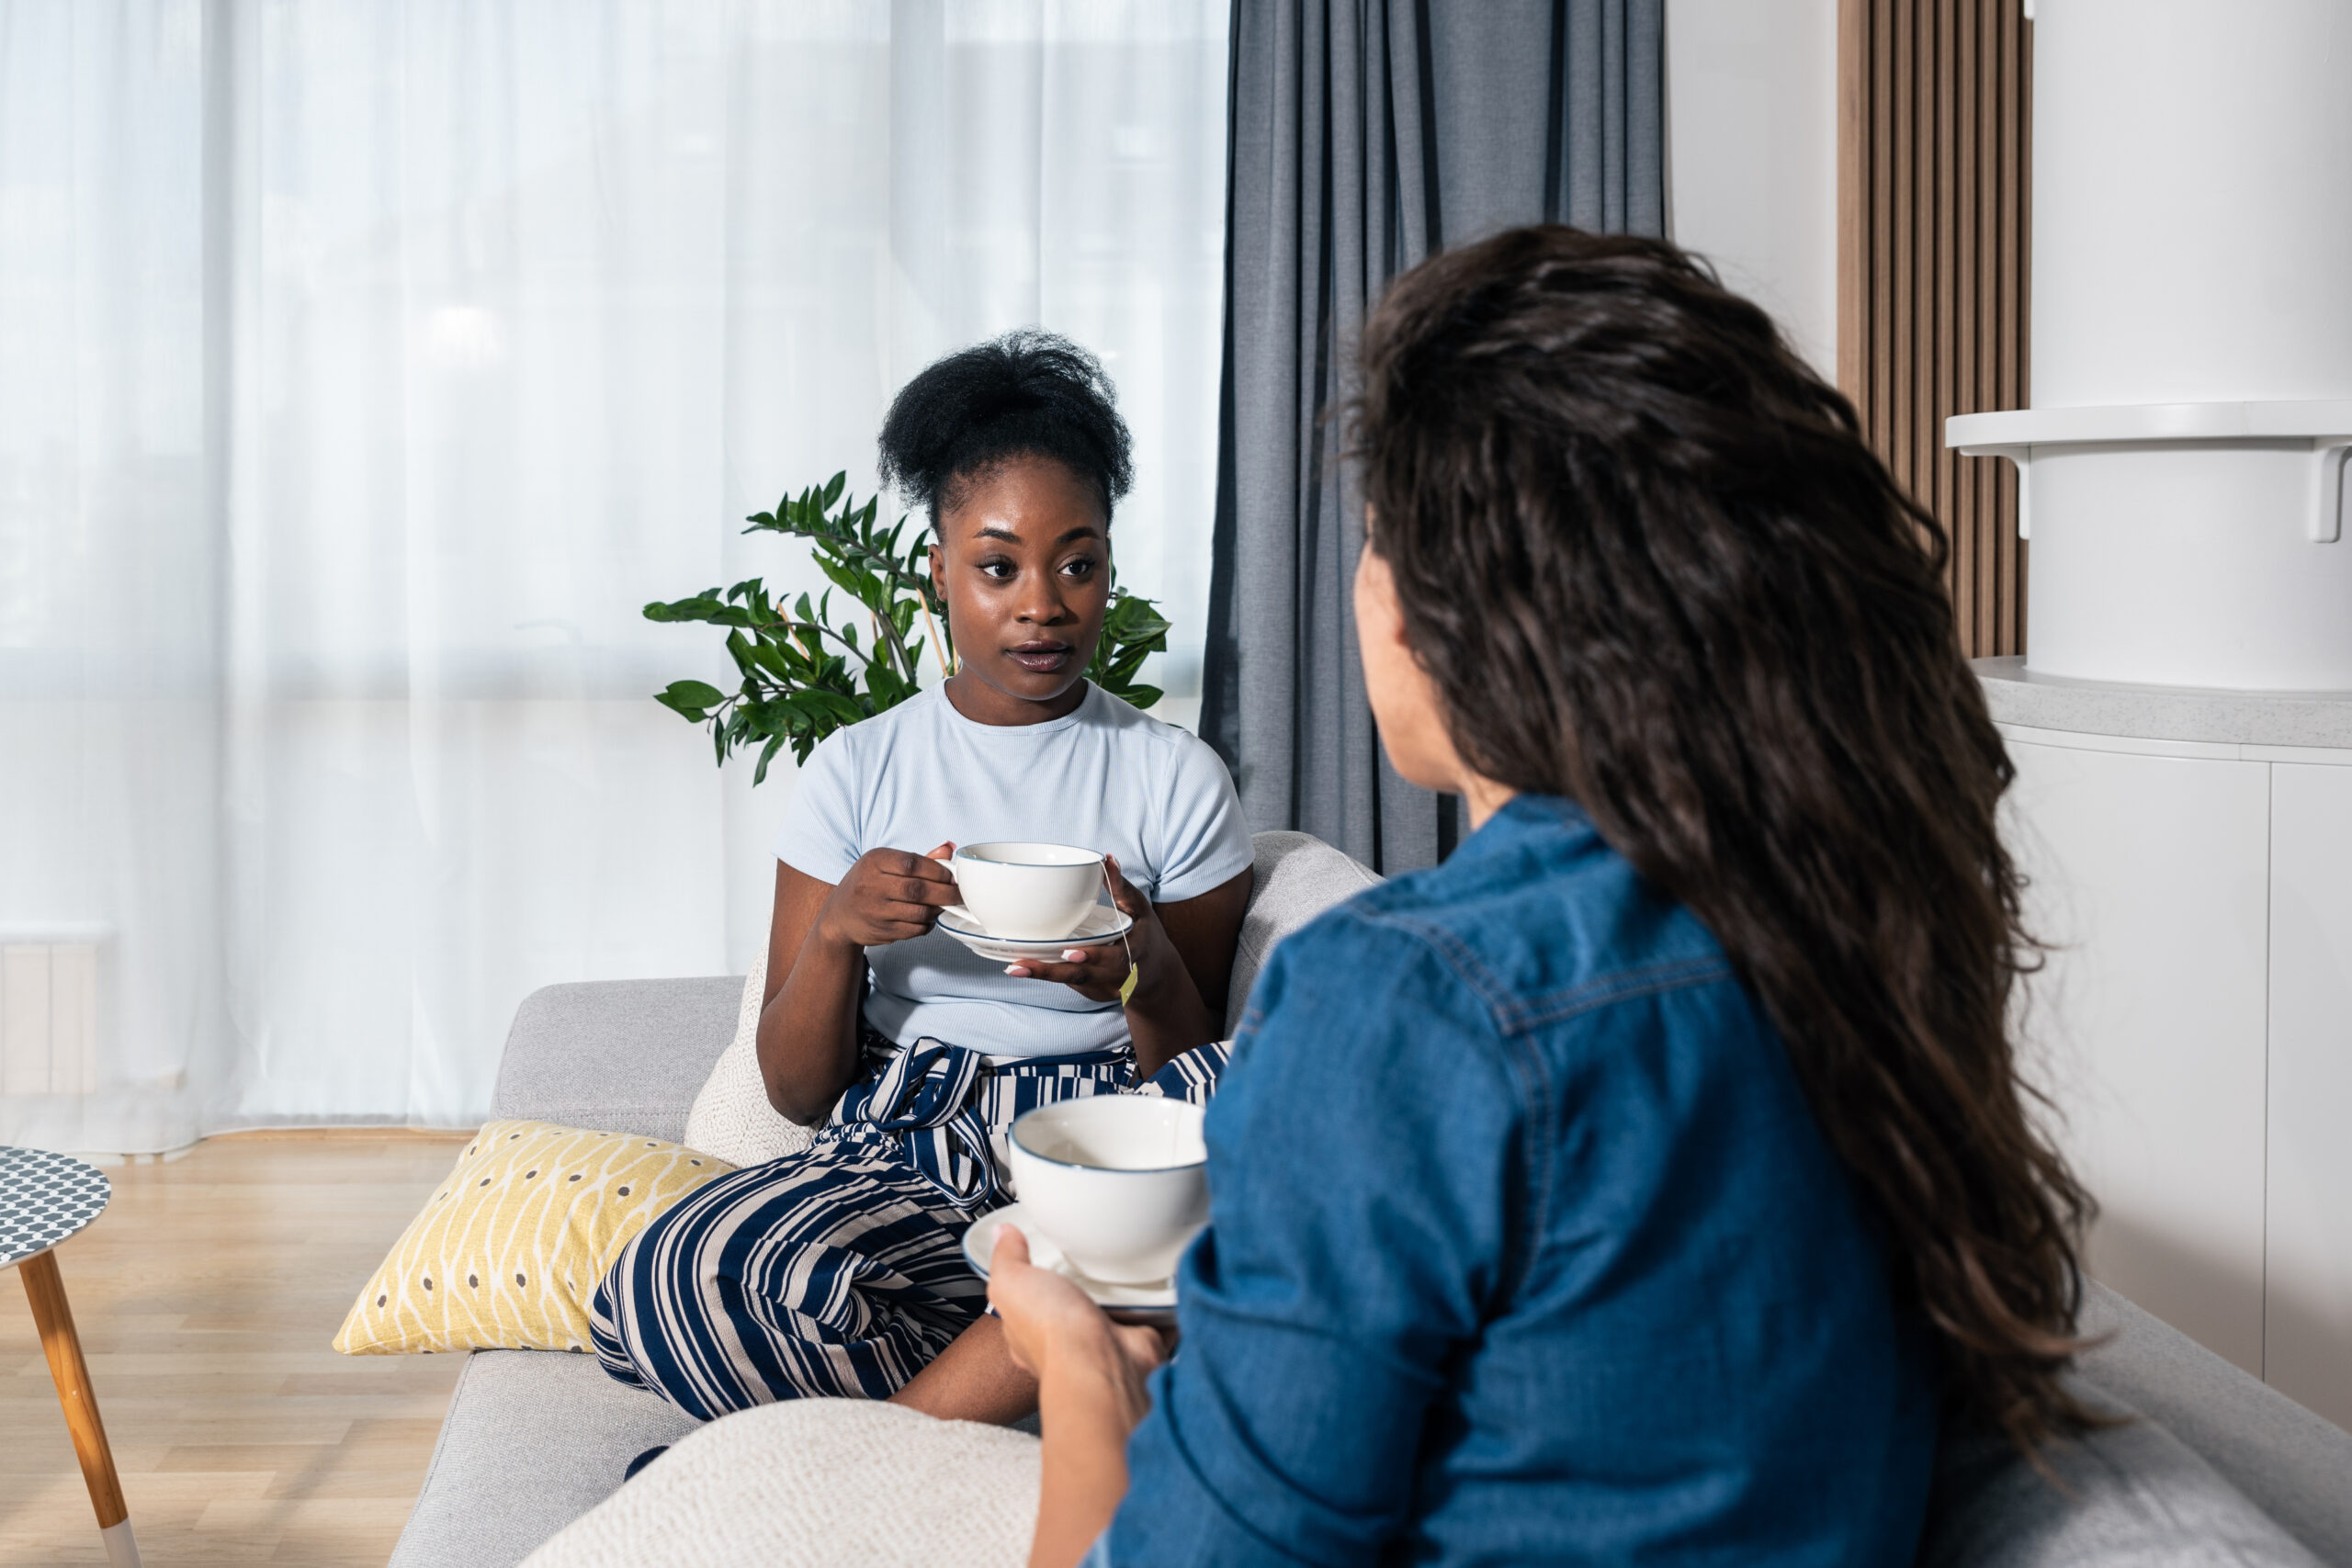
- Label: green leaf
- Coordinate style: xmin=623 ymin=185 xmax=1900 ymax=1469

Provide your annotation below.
xmin=752 ymin=733 xmax=786 ymax=785
xmin=658 ymin=678 xmax=725 ymax=710
xmin=1103 ymin=645 xmax=1153 ymax=687
xmin=748 ymin=637 xmax=796 ymax=682
xmin=822 ymin=471 xmax=846 ymax=509
xmin=816 ymin=553 xmax=874 ymax=608
xmin=642 ymin=593 xmax=729 ymax=623
xmin=811 ymin=689 xmax=865 ymax=725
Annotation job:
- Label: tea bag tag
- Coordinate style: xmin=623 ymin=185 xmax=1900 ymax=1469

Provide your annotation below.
xmin=1104 ymin=859 xmax=1140 ymax=1008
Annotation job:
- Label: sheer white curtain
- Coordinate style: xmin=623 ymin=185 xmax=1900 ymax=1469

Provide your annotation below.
xmin=0 ymin=0 xmax=1228 ymax=1155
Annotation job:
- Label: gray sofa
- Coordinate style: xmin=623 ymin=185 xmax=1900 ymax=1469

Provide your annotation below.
xmin=390 ymin=833 xmax=2352 ymax=1568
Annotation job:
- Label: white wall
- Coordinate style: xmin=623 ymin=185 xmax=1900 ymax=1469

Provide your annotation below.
xmin=1666 ymin=0 xmax=1839 ymax=378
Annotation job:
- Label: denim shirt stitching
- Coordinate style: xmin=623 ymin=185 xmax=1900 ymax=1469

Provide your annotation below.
xmin=1503 ymin=956 xmax=1737 ymax=1033
xmin=1357 ymin=912 xmax=1521 ymax=1024
xmin=1487 ymin=1017 xmax=1555 ymax=1313
xmin=1363 ymin=909 xmax=1734 ymax=1040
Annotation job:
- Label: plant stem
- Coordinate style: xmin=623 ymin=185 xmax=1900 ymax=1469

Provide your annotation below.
xmin=919 ymin=594 xmax=950 ymax=678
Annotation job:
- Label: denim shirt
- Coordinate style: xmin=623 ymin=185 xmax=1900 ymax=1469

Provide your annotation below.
xmin=1101 ymin=795 xmax=1938 ymax=1566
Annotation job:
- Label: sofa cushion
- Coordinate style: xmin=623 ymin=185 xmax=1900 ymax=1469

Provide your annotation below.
xmin=2074 ymin=1280 xmax=2352 ymax=1564
xmin=1225 ymin=830 xmax=1382 ymax=1034
xmin=682 ymin=953 xmax=818 ymax=1168
xmin=390 ymin=1348 xmax=703 ymax=1568
xmin=336 ymin=1122 xmax=736 ymax=1357
xmin=491 ymin=977 xmax=743 ymax=1145
xmin=519 ymin=1400 xmax=1039 ymax=1568
xmin=1921 ymin=1382 xmax=2322 ymax=1567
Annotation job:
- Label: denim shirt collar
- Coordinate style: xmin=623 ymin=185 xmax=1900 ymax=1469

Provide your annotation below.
xmin=1450 ymin=792 xmax=1598 ymax=869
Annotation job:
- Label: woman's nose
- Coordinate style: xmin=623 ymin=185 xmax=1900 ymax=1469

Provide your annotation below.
xmin=1016 ymin=585 xmax=1073 ymax=625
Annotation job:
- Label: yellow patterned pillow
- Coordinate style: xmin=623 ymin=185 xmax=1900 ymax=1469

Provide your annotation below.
xmin=334 ymin=1120 xmax=736 ymax=1356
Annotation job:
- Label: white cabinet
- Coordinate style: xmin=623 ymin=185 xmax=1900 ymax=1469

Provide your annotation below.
xmin=2002 ymin=735 xmax=2272 ymax=1374
xmin=2001 ymin=724 xmax=2352 ymax=1427
xmin=2267 ymin=764 xmax=2352 ymax=1424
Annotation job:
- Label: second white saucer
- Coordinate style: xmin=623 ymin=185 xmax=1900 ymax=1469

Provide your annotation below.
xmin=962 ymin=1202 xmax=1178 ymax=1322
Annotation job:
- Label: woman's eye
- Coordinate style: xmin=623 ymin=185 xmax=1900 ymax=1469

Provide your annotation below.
xmin=1062 ymin=558 xmax=1098 ymax=580
xmin=978 ymin=558 xmax=1015 ymax=580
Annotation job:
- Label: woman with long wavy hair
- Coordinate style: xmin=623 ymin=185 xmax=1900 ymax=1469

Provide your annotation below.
xmin=989 ymin=224 xmax=2094 ymax=1567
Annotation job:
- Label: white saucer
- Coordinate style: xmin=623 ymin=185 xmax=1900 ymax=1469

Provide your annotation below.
xmin=962 ymin=1203 xmax=1177 ymax=1322
xmin=936 ymin=904 xmax=1136 ymax=963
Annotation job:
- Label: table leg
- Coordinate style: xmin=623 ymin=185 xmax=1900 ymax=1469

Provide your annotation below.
xmin=19 ymin=1247 xmax=143 ymax=1568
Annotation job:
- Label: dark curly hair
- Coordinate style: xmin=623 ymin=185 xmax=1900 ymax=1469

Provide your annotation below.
xmin=1353 ymin=225 xmax=2096 ymax=1457
xmin=876 ymin=330 xmax=1134 ymax=525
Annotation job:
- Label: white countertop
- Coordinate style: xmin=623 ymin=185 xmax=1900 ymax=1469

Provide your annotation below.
xmin=1973 ymin=657 xmax=2352 ymax=750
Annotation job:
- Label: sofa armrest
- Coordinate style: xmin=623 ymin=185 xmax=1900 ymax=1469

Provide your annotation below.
xmin=1227 ymin=831 xmax=1383 ymax=1036
xmin=490 ymin=976 xmax=743 ymax=1145
xmin=2076 ymin=1279 xmax=2352 ymax=1563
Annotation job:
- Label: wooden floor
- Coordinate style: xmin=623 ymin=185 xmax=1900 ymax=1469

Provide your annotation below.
xmin=0 ymin=1134 xmax=472 ymax=1566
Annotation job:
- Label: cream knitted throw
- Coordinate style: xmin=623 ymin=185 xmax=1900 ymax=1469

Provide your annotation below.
xmin=519 ymin=1400 xmax=1039 ymax=1568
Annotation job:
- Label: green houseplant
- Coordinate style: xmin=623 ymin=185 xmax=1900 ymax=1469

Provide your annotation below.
xmin=647 ymin=472 xmax=1171 ymax=783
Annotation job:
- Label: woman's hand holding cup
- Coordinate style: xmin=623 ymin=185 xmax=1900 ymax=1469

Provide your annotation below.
xmin=819 ymin=842 xmax=961 ymax=948
xmin=1004 ymin=853 xmax=1161 ymax=1004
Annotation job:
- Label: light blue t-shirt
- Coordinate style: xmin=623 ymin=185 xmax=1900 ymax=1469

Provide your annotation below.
xmin=774 ymin=682 xmax=1254 ymax=1058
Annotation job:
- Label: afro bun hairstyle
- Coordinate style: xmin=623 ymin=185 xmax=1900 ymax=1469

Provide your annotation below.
xmin=876 ymin=330 xmax=1134 ymax=525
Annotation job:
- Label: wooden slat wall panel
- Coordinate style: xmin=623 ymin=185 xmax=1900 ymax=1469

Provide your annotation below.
xmin=1838 ymin=0 xmax=2030 ymax=657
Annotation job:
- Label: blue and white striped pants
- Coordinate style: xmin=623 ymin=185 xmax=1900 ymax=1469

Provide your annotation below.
xmin=589 ymin=1031 xmax=1225 ymax=1418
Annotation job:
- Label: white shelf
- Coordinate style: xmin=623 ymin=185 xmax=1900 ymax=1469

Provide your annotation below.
xmin=1950 ymin=400 xmax=2352 ymax=450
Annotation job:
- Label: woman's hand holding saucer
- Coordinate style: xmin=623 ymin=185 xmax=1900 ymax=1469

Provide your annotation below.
xmin=819 ymin=842 xmax=961 ymax=947
xmin=989 ymin=1224 xmax=1169 ymax=1404
xmin=1000 ymin=852 xmax=1222 ymax=1082
xmin=1004 ymin=853 xmax=1163 ymax=1004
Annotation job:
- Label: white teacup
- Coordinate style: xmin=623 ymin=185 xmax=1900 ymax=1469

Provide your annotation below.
xmin=1006 ymin=1097 xmax=1209 ymax=1285
xmin=953 ymin=841 xmax=1104 ymax=941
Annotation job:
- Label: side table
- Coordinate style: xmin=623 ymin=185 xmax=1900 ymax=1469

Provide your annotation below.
xmin=2 ymin=1145 xmax=142 ymax=1567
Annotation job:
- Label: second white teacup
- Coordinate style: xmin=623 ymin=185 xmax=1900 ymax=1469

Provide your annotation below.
xmin=953 ymin=841 xmax=1104 ymax=941
xmin=1006 ymin=1096 xmax=1209 ymax=1285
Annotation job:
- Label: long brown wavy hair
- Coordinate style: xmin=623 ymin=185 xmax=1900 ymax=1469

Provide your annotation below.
xmin=1353 ymin=225 xmax=2093 ymax=1454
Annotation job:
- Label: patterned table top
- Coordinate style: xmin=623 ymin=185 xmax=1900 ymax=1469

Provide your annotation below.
xmin=1 ymin=1146 xmax=112 ymax=1267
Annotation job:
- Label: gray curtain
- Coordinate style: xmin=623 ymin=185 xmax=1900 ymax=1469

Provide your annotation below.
xmin=1201 ymin=0 xmax=1664 ymax=873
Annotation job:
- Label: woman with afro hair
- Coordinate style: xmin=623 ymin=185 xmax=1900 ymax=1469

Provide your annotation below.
xmin=592 ymin=332 xmax=1253 ymax=1425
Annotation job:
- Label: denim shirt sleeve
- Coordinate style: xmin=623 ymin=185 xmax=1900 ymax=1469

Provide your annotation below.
xmin=1103 ymin=908 xmax=1527 ymax=1566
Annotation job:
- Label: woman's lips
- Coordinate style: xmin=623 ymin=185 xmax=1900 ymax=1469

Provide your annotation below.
xmin=1007 ymin=642 xmax=1073 ymax=673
